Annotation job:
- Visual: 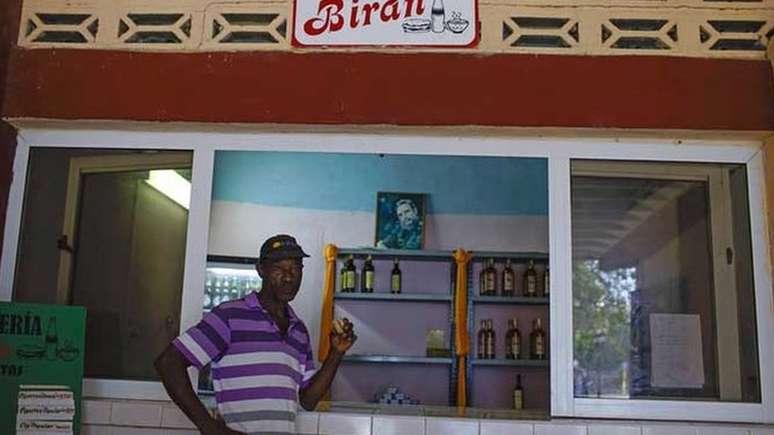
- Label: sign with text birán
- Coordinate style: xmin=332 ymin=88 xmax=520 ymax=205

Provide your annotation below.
xmin=0 ymin=303 xmax=86 ymax=435
xmin=293 ymin=0 xmax=479 ymax=47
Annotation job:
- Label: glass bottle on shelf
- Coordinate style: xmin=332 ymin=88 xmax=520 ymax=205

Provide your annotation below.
xmin=524 ymin=259 xmax=537 ymax=297
xmin=203 ymin=288 xmax=212 ymax=309
xmin=513 ymin=374 xmax=524 ymax=410
xmin=480 ymin=258 xmax=496 ymax=296
xmin=341 ymin=255 xmax=356 ymax=292
xmin=486 ymin=319 xmax=496 ymax=359
xmin=361 ymin=255 xmax=375 ymax=293
xmin=543 ymin=266 xmax=550 ymax=297
xmin=230 ymin=277 xmax=239 ymax=300
xmin=477 ymin=319 xmax=487 ymax=359
xmin=212 ymin=277 xmax=221 ymax=306
xmin=505 ymin=317 xmax=521 ymax=360
xmin=502 ymin=258 xmax=515 ymax=297
xmin=530 ymin=317 xmax=547 ymax=360
xmin=391 ymin=258 xmax=402 ymax=294
xmin=485 ymin=259 xmax=497 ymax=296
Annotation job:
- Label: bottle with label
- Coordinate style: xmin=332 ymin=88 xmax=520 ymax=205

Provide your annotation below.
xmin=524 ymin=259 xmax=537 ymax=297
xmin=502 ymin=259 xmax=515 ymax=296
xmin=431 ymin=0 xmax=445 ymax=33
xmin=341 ymin=255 xmax=356 ymax=292
xmin=391 ymin=258 xmax=402 ymax=294
xmin=530 ymin=317 xmax=547 ymax=360
xmin=513 ymin=374 xmax=524 ymax=410
xmin=477 ymin=319 xmax=487 ymax=359
xmin=486 ymin=259 xmax=498 ymax=296
xmin=45 ymin=316 xmax=58 ymax=361
xmin=505 ymin=318 xmax=521 ymax=360
xmin=362 ymin=255 xmax=375 ymax=293
xmin=486 ymin=319 xmax=496 ymax=359
xmin=543 ymin=266 xmax=550 ymax=297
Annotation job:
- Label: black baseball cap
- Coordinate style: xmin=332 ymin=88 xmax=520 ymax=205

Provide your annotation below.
xmin=259 ymin=234 xmax=310 ymax=261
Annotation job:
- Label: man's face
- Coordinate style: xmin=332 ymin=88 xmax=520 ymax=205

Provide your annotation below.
xmin=260 ymin=258 xmax=303 ymax=302
xmin=396 ymin=202 xmax=417 ymax=230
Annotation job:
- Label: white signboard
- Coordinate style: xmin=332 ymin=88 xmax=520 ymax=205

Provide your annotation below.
xmin=293 ymin=0 xmax=478 ymax=47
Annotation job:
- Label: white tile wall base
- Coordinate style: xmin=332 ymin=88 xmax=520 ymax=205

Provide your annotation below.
xmin=373 ymin=415 xmax=424 ymax=435
xmin=319 ymin=412 xmax=372 ymax=435
xmin=535 ymin=422 xmax=588 ymax=435
xmin=588 ymin=424 xmax=642 ymax=435
xmin=81 ymin=399 xmax=774 ymax=434
xmin=426 ymin=417 xmax=479 ymax=435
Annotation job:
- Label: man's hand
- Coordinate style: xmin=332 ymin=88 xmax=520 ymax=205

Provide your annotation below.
xmin=330 ymin=318 xmax=357 ymax=354
xmin=200 ymin=419 xmax=245 ymax=435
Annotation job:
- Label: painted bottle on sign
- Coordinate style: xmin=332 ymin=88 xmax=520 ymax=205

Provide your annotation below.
xmin=431 ymin=0 xmax=445 ymax=33
xmin=45 ymin=317 xmax=58 ymax=361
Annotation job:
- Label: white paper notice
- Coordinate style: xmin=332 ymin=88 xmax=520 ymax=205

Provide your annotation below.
xmin=650 ymin=313 xmax=705 ymax=389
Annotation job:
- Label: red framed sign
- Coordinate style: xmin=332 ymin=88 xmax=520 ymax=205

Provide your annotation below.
xmin=292 ymin=0 xmax=479 ymax=47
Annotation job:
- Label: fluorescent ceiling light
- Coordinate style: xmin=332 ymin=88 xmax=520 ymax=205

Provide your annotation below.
xmin=145 ymin=170 xmax=191 ymax=210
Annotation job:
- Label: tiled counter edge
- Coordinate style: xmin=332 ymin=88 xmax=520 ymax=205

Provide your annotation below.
xmin=80 ymin=399 xmax=774 ymax=435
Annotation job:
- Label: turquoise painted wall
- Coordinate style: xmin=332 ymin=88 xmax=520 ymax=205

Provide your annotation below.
xmin=213 ymin=151 xmax=547 ymax=216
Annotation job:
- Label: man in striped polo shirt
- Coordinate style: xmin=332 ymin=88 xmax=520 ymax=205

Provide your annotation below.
xmin=155 ymin=235 xmax=356 ymax=435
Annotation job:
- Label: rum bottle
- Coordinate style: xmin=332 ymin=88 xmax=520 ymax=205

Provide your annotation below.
xmin=530 ymin=317 xmax=546 ymax=360
xmin=505 ymin=318 xmax=521 ymax=360
xmin=486 ymin=319 xmax=496 ymax=359
xmin=342 ymin=255 xmax=356 ymax=292
xmin=513 ymin=374 xmax=524 ymax=410
xmin=543 ymin=266 xmax=550 ymax=297
xmin=524 ymin=259 xmax=537 ymax=297
xmin=477 ymin=320 xmax=487 ymax=359
xmin=502 ymin=258 xmax=515 ymax=296
xmin=391 ymin=258 xmax=402 ymax=294
xmin=362 ymin=255 xmax=375 ymax=293
xmin=480 ymin=258 xmax=497 ymax=296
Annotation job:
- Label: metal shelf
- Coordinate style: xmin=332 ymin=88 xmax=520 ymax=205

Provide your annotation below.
xmin=471 ymin=358 xmax=549 ymax=368
xmin=469 ymin=251 xmax=548 ymax=262
xmin=334 ymin=292 xmax=452 ymax=302
xmin=343 ymin=355 xmax=453 ymax=365
xmin=471 ymin=295 xmax=549 ymax=305
xmin=337 ymin=248 xmax=455 ymax=261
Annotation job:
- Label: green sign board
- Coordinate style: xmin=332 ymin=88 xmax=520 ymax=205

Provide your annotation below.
xmin=0 ymin=302 xmax=86 ymax=435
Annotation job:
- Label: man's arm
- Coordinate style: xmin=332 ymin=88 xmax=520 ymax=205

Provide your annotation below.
xmin=154 ymin=345 xmax=242 ymax=435
xmin=298 ymin=319 xmax=356 ymax=411
xmin=298 ymin=348 xmax=345 ymax=411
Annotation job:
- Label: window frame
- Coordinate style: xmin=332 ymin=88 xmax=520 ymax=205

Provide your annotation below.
xmin=0 ymin=126 xmax=770 ymax=422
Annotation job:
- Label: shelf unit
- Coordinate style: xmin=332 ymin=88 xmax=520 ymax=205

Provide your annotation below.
xmin=344 ymin=355 xmax=453 ymax=365
xmin=466 ymin=251 xmax=550 ymax=412
xmin=332 ymin=247 xmax=459 ymax=407
xmin=335 ymin=292 xmax=452 ymax=303
xmin=329 ymin=247 xmax=551 ymax=412
xmin=471 ymin=358 xmax=549 ymax=368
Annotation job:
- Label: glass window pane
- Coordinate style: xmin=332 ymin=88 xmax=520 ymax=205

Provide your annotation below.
xmin=13 ymin=148 xmax=192 ymax=381
xmin=571 ymin=160 xmax=760 ymax=403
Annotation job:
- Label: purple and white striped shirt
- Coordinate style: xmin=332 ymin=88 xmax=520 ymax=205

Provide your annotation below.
xmin=173 ymin=292 xmax=316 ymax=435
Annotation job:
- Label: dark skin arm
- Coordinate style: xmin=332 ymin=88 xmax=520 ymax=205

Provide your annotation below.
xmin=154 ymin=346 xmax=244 ymax=435
xmin=299 ymin=318 xmax=357 ymax=411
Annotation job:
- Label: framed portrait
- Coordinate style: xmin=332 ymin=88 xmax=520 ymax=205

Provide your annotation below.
xmin=375 ymin=192 xmax=426 ymax=250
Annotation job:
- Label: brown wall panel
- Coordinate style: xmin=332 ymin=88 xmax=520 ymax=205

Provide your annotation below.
xmin=3 ymin=50 xmax=774 ymax=131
